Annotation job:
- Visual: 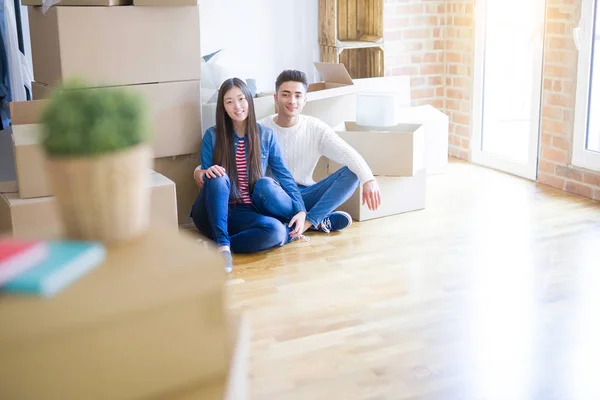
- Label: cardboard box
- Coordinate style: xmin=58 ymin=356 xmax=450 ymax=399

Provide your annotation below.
xmin=335 ymin=170 xmax=426 ymax=222
xmin=32 ymin=80 xmax=203 ymax=158
xmin=162 ymin=314 xmax=251 ymax=400
xmin=329 ymin=122 xmax=425 ymax=177
xmin=0 ymin=172 xmax=178 ymax=238
xmin=154 ymin=154 xmax=200 ymax=226
xmin=0 ymin=128 xmax=17 ymax=187
xmin=9 ymin=101 xmax=49 ymax=199
xmin=8 ymin=99 xmax=45 ymax=125
xmin=23 ymin=0 xmax=131 ymax=5
xmin=202 ymin=93 xmax=275 ymax=135
xmin=135 ymin=0 xmax=198 ymax=4
xmin=395 ymin=105 xmax=449 ymax=175
xmin=313 ymin=156 xmax=329 ymax=182
xmin=29 ymin=6 xmax=200 ymax=87
xmin=0 ymin=181 xmax=17 ymax=194
xmin=11 ymin=124 xmax=51 ymax=199
xmin=0 ymin=225 xmax=229 ymax=400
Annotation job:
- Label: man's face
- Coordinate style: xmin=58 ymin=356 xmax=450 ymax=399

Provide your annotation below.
xmin=275 ymin=81 xmax=307 ymax=118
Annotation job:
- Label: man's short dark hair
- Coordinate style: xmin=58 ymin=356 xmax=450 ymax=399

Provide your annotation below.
xmin=275 ymin=70 xmax=309 ymax=93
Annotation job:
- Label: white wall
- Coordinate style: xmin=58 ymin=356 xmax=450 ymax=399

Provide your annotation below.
xmin=198 ymin=0 xmax=320 ymax=93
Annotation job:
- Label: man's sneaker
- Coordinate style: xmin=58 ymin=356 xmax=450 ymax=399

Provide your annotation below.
xmin=320 ymin=211 xmax=352 ymax=233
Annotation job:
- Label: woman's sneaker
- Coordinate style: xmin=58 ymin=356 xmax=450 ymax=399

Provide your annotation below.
xmin=320 ymin=211 xmax=353 ymax=233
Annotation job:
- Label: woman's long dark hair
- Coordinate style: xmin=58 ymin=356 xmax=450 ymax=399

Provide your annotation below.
xmin=213 ymin=78 xmax=263 ymax=202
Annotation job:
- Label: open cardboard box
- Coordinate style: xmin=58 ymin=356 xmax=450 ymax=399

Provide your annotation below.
xmin=329 ymin=121 xmax=425 ymax=177
xmin=300 ymin=62 xmax=357 ymax=128
xmin=307 ymin=62 xmax=357 ymax=101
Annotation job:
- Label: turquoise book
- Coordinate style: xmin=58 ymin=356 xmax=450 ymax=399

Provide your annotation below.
xmin=1 ymin=241 xmax=106 ymax=298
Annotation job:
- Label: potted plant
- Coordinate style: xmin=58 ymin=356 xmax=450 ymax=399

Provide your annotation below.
xmin=40 ymin=80 xmax=153 ymax=243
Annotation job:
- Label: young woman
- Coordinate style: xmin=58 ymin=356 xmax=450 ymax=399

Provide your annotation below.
xmin=190 ymin=78 xmax=307 ymax=272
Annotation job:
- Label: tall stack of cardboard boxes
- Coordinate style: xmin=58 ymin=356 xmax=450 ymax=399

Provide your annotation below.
xmin=299 ymin=61 xmax=446 ymax=220
xmin=1 ymin=4 xmax=251 ymax=398
xmin=25 ymin=0 xmax=203 ymax=226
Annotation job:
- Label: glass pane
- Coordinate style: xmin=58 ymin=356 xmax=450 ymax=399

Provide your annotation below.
xmin=587 ymin=0 xmax=600 ymax=153
xmin=481 ymin=0 xmax=540 ymax=162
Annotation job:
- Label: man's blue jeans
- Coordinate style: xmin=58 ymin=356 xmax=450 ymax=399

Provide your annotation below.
xmin=252 ymin=166 xmax=360 ymax=228
xmin=190 ymin=175 xmax=289 ymax=253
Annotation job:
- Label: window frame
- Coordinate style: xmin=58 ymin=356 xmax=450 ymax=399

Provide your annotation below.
xmin=573 ymin=0 xmax=600 ymax=171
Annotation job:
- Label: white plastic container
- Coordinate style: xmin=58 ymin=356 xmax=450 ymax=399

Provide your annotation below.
xmin=356 ymin=92 xmax=397 ymax=127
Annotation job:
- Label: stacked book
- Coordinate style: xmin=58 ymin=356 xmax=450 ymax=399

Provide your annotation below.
xmin=0 ymin=238 xmax=105 ymax=297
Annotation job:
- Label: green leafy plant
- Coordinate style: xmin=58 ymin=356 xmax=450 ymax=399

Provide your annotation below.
xmin=41 ymin=79 xmax=151 ymax=157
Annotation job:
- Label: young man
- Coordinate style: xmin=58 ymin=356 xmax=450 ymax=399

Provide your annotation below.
xmin=253 ymin=69 xmax=381 ymax=235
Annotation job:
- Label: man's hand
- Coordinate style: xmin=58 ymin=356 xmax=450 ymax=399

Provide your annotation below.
xmin=362 ymin=179 xmax=381 ymax=211
xmin=289 ymin=211 xmax=307 ymax=238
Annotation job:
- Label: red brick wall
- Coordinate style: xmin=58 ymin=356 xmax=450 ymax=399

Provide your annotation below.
xmin=383 ymin=0 xmax=600 ymax=200
xmin=444 ymin=0 xmax=474 ymax=161
xmin=383 ymin=0 xmax=473 ymax=161
xmin=538 ymin=0 xmax=600 ymax=200
xmin=383 ymin=0 xmax=446 ymax=111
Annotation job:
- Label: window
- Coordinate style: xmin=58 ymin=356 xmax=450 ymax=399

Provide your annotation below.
xmin=573 ymin=0 xmax=600 ymax=171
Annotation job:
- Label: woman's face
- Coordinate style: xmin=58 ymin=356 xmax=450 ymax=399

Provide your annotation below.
xmin=223 ymin=86 xmax=249 ymax=123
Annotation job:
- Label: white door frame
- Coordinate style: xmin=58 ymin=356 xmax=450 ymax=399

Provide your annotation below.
xmin=471 ymin=0 xmax=546 ymax=181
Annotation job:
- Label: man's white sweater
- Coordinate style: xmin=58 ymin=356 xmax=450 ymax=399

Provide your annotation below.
xmin=259 ymin=114 xmax=374 ymax=187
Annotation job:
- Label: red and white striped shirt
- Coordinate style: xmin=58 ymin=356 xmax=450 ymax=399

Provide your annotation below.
xmin=234 ymin=138 xmax=252 ymax=204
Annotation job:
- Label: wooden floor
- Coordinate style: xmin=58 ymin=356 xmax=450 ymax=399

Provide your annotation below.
xmin=224 ymin=159 xmax=600 ymax=400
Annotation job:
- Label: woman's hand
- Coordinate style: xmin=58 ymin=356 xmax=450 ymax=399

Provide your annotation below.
xmin=194 ymin=169 xmax=206 ymax=189
xmin=205 ymin=165 xmax=226 ymax=179
xmin=194 ymin=165 xmax=226 ymax=189
xmin=289 ymin=211 xmax=308 ymax=238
